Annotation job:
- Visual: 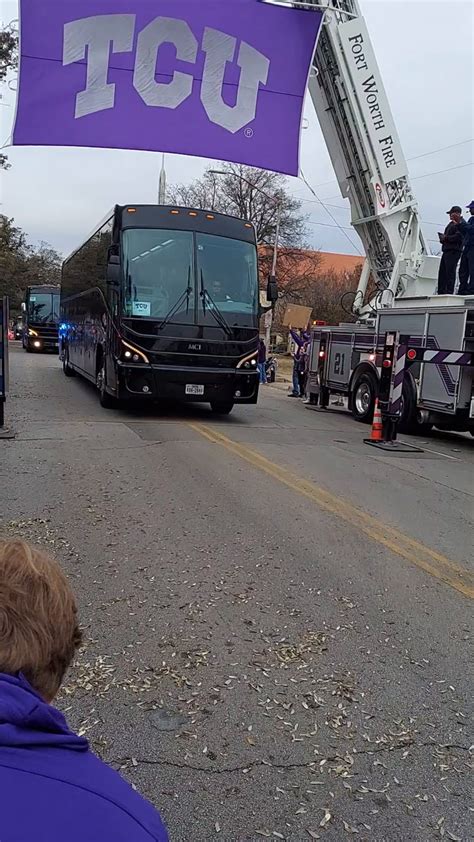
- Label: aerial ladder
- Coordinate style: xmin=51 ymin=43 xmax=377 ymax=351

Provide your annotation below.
xmin=275 ymin=0 xmax=441 ymax=320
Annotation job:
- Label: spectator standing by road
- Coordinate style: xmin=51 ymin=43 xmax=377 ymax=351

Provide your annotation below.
xmin=298 ymin=341 xmax=309 ymax=399
xmin=458 ymin=200 xmax=474 ymax=295
xmin=437 ymin=205 xmax=464 ymax=294
xmin=289 ymin=328 xmax=310 ymax=397
xmin=257 ymin=338 xmax=267 ymax=384
xmin=0 ymin=539 xmax=168 ymax=842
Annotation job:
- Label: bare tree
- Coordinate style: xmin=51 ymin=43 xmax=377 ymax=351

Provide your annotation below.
xmin=0 ymin=24 xmax=17 ymax=82
xmin=169 ymin=163 xmax=307 ymax=248
xmin=299 ymin=264 xmax=363 ymax=326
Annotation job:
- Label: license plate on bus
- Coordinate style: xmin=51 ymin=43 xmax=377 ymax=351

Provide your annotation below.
xmin=185 ymin=384 xmax=204 ymax=396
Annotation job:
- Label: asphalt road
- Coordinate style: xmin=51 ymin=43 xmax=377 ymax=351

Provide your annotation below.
xmin=1 ymin=344 xmax=473 ymax=842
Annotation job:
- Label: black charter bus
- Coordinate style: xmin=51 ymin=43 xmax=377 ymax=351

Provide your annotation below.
xmin=60 ymin=205 xmax=274 ymax=412
xmin=22 ymin=284 xmax=60 ymax=352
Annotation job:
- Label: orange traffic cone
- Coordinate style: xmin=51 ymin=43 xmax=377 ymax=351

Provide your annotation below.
xmin=368 ymin=399 xmax=383 ymax=442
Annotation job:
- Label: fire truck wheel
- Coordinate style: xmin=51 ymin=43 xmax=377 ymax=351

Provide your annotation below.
xmin=351 ymin=372 xmax=377 ymax=423
xmin=400 ymin=378 xmax=432 ymax=435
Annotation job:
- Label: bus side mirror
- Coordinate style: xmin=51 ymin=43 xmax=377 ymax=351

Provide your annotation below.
xmin=21 ymin=302 xmax=26 ymax=312
xmin=106 ymin=254 xmax=120 ymax=286
xmin=267 ymin=274 xmax=278 ymax=304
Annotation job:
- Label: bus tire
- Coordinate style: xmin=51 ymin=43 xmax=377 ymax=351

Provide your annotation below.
xmin=96 ymin=357 xmax=119 ymax=409
xmin=350 ymin=371 xmax=377 ymax=423
xmin=63 ymin=350 xmax=76 ymax=377
xmin=210 ymin=401 xmax=234 ymax=415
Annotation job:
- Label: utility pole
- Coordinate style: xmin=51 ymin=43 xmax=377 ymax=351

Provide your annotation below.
xmin=266 ymin=200 xmax=281 ymax=350
xmin=158 ymin=154 xmax=167 ymax=205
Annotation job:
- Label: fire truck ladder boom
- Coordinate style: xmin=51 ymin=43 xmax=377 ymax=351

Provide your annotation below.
xmin=275 ymin=0 xmax=440 ymax=319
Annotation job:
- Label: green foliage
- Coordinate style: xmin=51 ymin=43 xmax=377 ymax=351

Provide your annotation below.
xmin=0 ymin=216 xmax=62 ymax=313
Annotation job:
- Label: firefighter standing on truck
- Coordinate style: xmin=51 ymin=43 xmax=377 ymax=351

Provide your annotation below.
xmin=458 ymin=200 xmax=474 ymax=295
xmin=437 ymin=205 xmax=464 ymax=295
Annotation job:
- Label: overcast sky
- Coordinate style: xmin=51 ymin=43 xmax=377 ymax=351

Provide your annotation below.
xmin=1 ymin=0 xmax=473 ymax=258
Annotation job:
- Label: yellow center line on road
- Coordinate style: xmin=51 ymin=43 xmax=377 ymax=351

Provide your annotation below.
xmin=189 ymin=422 xmax=474 ymax=600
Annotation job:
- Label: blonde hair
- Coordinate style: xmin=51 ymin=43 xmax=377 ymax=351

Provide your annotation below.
xmin=0 ymin=539 xmax=82 ymax=700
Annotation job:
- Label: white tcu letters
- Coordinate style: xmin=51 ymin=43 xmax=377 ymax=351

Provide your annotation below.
xmin=63 ymin=15 xmax=135 ymax=119
xmin=63 ymin=14 xmax=270 ymax=133
xmin=200 ymin=29 xmax=269 ymax=134
xmin=133 ymin=17 xmax=197 ymax=109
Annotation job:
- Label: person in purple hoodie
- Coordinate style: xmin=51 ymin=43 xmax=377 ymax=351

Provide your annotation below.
xmin=0 ymin=539 xmax=168 ymax=842
xmin=289 ymin=328 xmax=310 ymax=397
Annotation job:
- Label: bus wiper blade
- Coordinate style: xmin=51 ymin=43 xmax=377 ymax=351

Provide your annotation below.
xmin=204 ymin=292 xmax=233 ymax=337
xmin=200 ymin=268 xmax=207 ymax=317
xmin=156 ymin=286 xmax=192 ymax=331
xmin=199 ymin=271 xmax=232 ymax=337
xmin=157 ymin=268 xmax=192 ymax=331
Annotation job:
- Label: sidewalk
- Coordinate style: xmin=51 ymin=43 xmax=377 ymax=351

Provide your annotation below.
xmin=267 ymin=354 xmax=293 ymax=392
xmin=266 ymin=378 xmax=290 ymax=393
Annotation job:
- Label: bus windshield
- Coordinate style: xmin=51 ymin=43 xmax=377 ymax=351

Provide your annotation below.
xmin=122 ymin=229 xmax=195 ymax=322
xmin=28 ymin=293 xmax=60 ymax=323
xmin=196 ymin=233 xmax=258 ymax=326
xmin=121 ymin=228 xmax=258 ymax=326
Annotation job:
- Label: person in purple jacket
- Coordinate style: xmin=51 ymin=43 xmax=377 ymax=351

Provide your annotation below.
xmin=289 ymin=328 xmax=310 ymax=397
xmin=257 ymin=337 xmax=267 ymax=384
xmin=0 ymin=539 xmax=168 ymax=842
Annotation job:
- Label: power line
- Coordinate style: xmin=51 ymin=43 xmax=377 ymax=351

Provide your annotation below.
xmin=298 ymin=138 xmax=474 ymax=194
xmin=307 ymin=219 xmax=354 ymax=231
xmin=295 ymin=160 xmax=474 ymax=210
xmin=305 ymin=215 xmax=447 ymax=242
xmin=408 ymin=138 xmax=474 ymax=162
xmin=298 ymin=197 xmax=348 ymax=210
xmin=411 ymin=162 xmax=473 ymax=181
xmin=300 ymin=169 xmax=364 ymax=255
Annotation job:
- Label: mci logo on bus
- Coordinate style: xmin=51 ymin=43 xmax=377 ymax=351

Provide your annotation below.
xmin=63 ymin=15 xmax=270 ymax=134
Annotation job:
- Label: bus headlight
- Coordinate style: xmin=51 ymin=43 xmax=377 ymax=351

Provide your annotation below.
xmin=237 ymin=352 xmax=258 ymax=370
xmin=120 ymin=339 xmax=149 ymax=364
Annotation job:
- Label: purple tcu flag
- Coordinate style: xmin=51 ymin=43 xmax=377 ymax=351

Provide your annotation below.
xmin=12 ymin=0 xmax=323 ymax=175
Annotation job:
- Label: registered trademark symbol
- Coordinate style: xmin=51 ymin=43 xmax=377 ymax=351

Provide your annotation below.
xmin=244 ymin=127 xmax=254 ymax=139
